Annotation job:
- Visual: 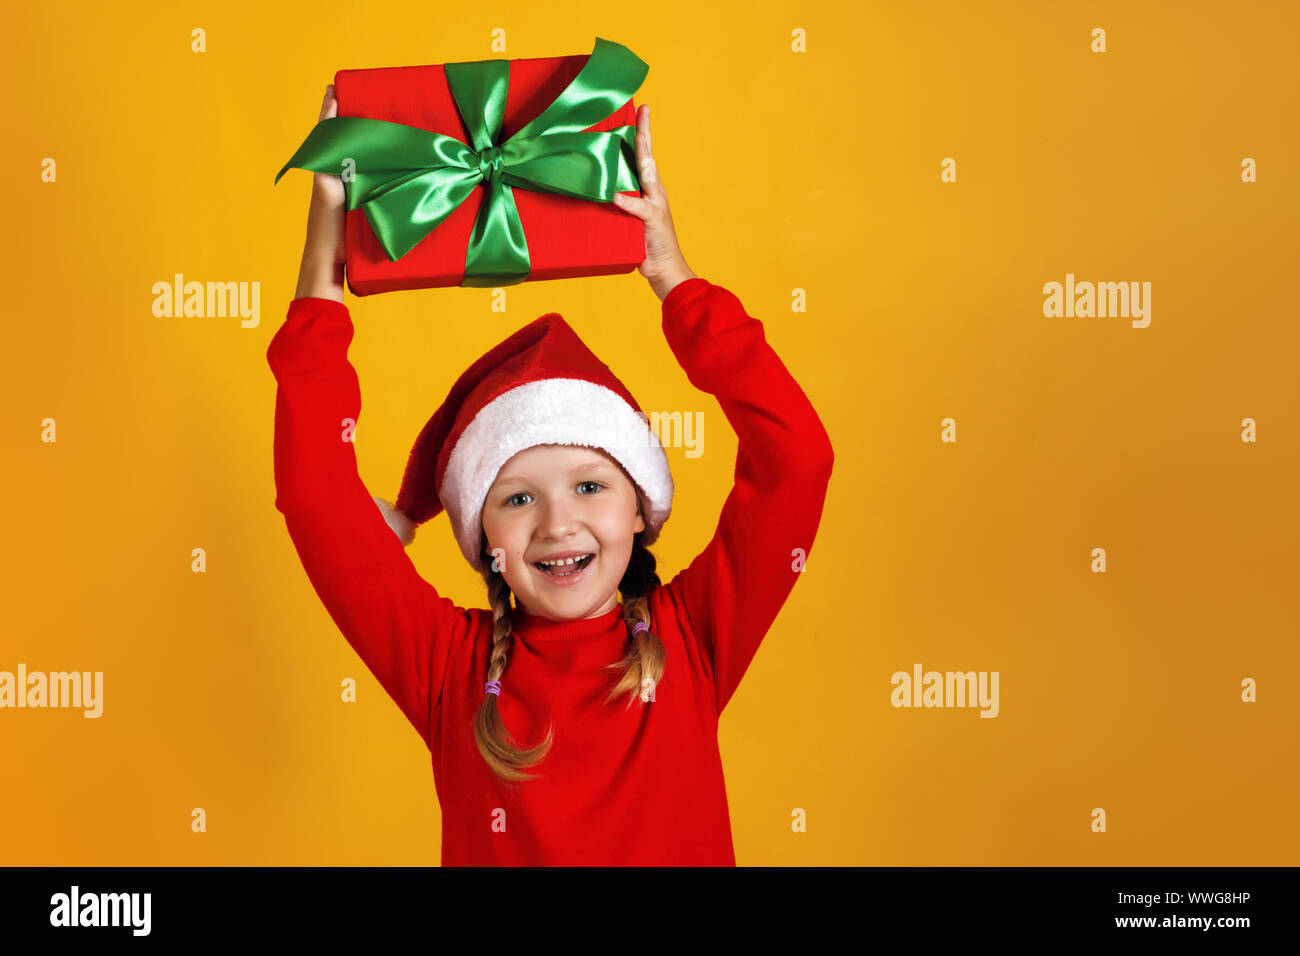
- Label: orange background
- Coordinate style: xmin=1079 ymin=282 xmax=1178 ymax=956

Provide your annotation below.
xmin=2 ymin=1 xmax=1296 ymax=864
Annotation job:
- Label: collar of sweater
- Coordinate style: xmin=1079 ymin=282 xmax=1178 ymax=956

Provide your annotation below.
xmin=510 ymin=603 xmax=625 ymax=640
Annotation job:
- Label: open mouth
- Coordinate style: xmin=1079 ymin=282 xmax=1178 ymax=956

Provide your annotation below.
xmin=533 ymin=554 xmax=595 ymax=577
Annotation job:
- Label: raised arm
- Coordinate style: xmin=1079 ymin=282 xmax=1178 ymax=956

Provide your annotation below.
xmin=609 ymin=105 xmax=833 ymax=714
xmin=657 ymin=278 xmax=835 ymax=715
xmin=268 ymin=297 xmax=469 ymax=748
xmin=270 ymin=85 xmax=467 ymax=749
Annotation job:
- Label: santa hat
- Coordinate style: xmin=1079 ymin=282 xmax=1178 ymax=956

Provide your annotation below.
xmin=374 ymin=312 xmax=674 ymax=572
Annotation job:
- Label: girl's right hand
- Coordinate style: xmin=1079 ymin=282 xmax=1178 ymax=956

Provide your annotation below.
xmin=307 ymin=84 xmax=345 ymax=261
xmin=294 ymin=84 xmax=346 ymax=302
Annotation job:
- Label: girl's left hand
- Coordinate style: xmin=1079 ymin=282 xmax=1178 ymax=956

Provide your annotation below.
xmin=612 ymin=105 xmax=697 ymax=302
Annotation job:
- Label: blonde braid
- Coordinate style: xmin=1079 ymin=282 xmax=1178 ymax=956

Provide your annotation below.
xmin=595 ymin=538 xmax=660 ymax=712
xmin=472 ymin=541 xmax=554 ymax=783
xmin=602 ymin=535 xmax=666 ymax=707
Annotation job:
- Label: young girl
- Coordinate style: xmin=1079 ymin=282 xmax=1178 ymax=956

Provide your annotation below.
xmin=269 ymin=85 xmax=834 ymax=865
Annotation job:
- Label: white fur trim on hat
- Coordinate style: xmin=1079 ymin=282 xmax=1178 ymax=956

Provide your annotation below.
xmin=440 ymin=378 xmax=674 ymax=569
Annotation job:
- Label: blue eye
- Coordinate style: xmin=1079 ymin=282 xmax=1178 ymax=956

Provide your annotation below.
xmin=505 ymin=482 xmax=602 ymax=507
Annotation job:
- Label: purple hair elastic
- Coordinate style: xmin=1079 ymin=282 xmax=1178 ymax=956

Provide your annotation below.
xmin=633 ymin=622 xmax=649 ymax=636
xmin=484 ymin=679 xmax=501 ymax=697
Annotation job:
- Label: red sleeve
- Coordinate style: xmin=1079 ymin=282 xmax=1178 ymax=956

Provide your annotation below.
xmin=266 ymin=297 xmax=467 ymax=749
xmin=657 ymin=278 xmax=835 ymax=716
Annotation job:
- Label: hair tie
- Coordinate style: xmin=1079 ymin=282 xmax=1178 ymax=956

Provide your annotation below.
xmin=484 ymin=679 xmax=501 ymax=697
xmin=632 ymin=621 xmax=649 ymax=636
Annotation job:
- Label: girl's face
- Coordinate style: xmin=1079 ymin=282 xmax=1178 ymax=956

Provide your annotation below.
xmin=481 ymin=444 xmax=645 ymax=622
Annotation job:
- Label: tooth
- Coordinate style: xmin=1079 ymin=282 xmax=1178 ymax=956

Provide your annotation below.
xmin=538 ymin=554 xmax=590 ymax=567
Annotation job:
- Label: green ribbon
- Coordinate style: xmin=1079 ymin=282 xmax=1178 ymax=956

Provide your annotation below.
xmin=274 ymin=37 xmax=647 ymax=287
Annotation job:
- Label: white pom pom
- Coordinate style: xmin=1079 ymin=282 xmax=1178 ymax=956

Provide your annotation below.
xmin=372 ymin=496 xmax=416 ymax=547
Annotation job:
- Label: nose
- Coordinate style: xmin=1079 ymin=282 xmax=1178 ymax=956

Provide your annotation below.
xmin=537 ymin=496 xmax=581 ymax=540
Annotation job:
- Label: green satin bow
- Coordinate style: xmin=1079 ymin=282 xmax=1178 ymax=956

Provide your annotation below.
xmin=274 ymin=37 xmax=648 ymax=287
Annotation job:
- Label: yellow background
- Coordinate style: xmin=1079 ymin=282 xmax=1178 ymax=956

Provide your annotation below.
xmin=3 ymin=1 xmax=1296 ymax=865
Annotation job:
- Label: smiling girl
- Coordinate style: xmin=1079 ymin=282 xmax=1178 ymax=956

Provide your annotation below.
xmin=268 ymin=85 xmax=834 ymax=865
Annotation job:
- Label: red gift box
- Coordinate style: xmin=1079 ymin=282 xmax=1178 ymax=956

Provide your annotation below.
xmin=333 ymin=50 xmax=646 ymax=296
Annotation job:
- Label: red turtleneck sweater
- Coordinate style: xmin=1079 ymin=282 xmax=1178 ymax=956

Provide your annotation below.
xmin=267 ymin=277 xmax=833 ymax=865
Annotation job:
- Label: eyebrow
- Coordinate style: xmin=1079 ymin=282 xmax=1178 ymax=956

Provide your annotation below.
xmin=494 ymin=460 xmax=618 ymax=486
